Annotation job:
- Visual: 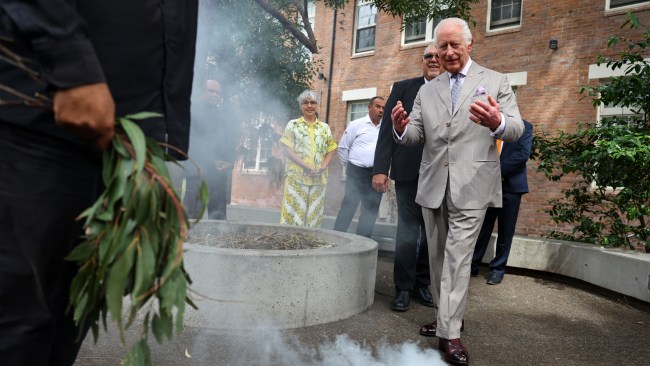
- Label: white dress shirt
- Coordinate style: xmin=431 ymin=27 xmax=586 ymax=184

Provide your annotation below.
xmin=338 ymin=114 xmax=381 ymax=168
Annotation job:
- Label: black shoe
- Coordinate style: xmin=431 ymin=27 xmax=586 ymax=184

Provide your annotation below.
xmin=470 ymin=269 xmax=479 ymax=277
xmin=415 ymin=287 xmax=434 ymax=307
xmin=486 ymin=271 xmax=504 ymax=285
xmin=390 ymin=290 xmax=410 ymax=311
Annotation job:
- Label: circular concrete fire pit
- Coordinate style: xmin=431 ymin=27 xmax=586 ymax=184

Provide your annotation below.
xmin=183 ymin=221 xmax=378 ymax=329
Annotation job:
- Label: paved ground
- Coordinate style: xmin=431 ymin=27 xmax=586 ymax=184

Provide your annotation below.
xmin=75 ymin=252 xmax=650 ymax=366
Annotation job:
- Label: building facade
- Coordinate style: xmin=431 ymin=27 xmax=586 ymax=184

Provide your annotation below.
xmin=232 ymin=0 xmax=650 ymax=237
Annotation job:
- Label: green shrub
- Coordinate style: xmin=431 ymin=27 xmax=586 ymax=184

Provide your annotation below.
xmin=533 ymin=13 xmax=649 ymax=252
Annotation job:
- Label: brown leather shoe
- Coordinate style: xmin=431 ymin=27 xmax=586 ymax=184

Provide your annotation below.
xmin=419 ymin=320 xmax=464 ymax=337
xmin=438 ymin=338 xmax=468 ymax=365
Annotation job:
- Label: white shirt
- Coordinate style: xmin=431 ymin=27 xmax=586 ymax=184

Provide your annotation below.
xmin=338 ymin=114 xmax=381 ymax=168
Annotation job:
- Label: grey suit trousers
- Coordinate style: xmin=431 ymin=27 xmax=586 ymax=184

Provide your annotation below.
xmin=422 ymin=180 xmax=486 ymax=340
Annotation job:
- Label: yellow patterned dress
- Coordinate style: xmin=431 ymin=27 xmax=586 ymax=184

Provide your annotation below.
xmin=279 ymin=117 xmax=337 ymax=227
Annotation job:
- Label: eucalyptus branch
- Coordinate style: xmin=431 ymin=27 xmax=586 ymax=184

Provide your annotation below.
xmin=0 ymin=83 xmax=51 ymax=108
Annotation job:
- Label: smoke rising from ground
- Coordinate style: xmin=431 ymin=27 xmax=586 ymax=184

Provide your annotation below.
xmin=186 ymin=323 xmax=445 ymax=366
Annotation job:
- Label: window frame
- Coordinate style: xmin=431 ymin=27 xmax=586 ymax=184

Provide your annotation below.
xmin=346 ymin=100 xmax=370 ymax=126
xmin=401 ymin=16 xmax=442 ymax=46
xmin=606 ymin=0 xmax=650 ymax=10
xmin=353 ymin=0 xmax=377 ymax=55
xmin=241 ymin=136 xmax=273 ymax=174
xmin=487 ymin=0 xmax=523 ymax=32
xmin=307 ymin=0 xmax=316 ymax=31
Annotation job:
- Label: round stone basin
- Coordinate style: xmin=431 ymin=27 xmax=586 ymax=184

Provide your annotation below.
xmin=183 ymin=221 xmax=378 ymax=329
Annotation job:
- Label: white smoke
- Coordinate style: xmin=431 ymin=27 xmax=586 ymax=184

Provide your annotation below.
xmin=185 ymin=322 xmax=445 ymax=366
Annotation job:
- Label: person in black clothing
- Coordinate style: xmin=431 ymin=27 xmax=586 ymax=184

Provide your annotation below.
xmin=372 ymin=44 xmax=441 ymax=311
xmin=471 ymin=120 xmax=533 ymax=285
xmin=0 ymin=1 xmax=198 ymax=365
xmin=184 ymin=79 xmax=239 ymax=220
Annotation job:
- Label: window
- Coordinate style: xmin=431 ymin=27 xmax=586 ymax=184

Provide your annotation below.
xmin=404 ymin=17 xmax=427 ymax=43
xmin=488 ymin=0 xmax=522 ymax=30
xmin=307 ymin=0 xmax=316 ymax=31
xmin=403 ymin=16 xmax=445 ymax=45
xmin=242 ymin=116 xmax=276 ymax=173
xmin=607 ymin=0 xmax=650 ymax=9
xmin=354 ymin=0 xmax=377 ymax=54
xmin=401 ymin=2 xmax=447 ymax=45
xmin=242 ymin=136 xmax=273 ymax=172
xmin=597 ymin=81 xmax=642 ymax=124
xmin=347 ymin=100 xmax=369 ymax=125
xmin=588 ymin=62 xmax=645 ymax=123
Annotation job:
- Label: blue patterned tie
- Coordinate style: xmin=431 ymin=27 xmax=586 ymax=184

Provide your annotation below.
xmin=451 ymin=73 xmax=462 ymax=113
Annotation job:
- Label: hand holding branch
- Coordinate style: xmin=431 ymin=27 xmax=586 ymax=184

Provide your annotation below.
xmin=53 ymin=83 xmax=115 ymax=150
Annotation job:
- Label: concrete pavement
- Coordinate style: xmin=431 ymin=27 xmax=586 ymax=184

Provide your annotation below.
xmin=74 ymin=251 xmax=650 ymax=366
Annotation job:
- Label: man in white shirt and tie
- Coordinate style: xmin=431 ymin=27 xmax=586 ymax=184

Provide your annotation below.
xmin=334 ymin=96 xmax=386 ymax=237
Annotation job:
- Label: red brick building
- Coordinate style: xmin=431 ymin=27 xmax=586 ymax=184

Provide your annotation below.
xmin=232 ymin=0 xmax=650 ymax=238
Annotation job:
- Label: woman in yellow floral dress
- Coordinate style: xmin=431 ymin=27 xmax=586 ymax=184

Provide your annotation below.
xmin=279 ymin=90 xmax=337 ymax=227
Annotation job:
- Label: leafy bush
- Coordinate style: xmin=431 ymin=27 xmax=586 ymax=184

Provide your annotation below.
xmin=533 ymin=13 xmax=649 ymax=251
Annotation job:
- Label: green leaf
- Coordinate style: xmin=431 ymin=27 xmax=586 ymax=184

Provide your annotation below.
xmin=102 ymin=148 xmax=115 ymax=186
xmin=124 ymin=111 xmax=164 ymax=121
xmin=132 ymin=233 xmax=156 ymax=300
xmin=157 ymin=310 xmax=173 ymax=340
xmin=106 ymin=244 xmax=136 ymax=343
xmin=123 ymin=339 xmax=152 ymax=366
xmin=195 ymin=179 xmax=209 ymax=222
xmin=66 ymin=241 xmax=95 ymax=262
xmin=151 ymin=313 xmax=164 ymax=344
xmin=119 ymin=118 xmax=147 ymax=175
xmin=112 ymin=135 xmax=130 ymax=158
xmin=73 ymin=293 xmax=89 ymax=325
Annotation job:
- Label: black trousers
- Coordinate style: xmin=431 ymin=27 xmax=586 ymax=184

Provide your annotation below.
xmin=472 ymin=191 xmax=523 ymax=275
xmin=0 ymin=124 xmax=101 ymax=365
xmin=393 ymin=179 xmax=430 ymax=291
xmin=333 ymin=164 xmax=382 ymax=238
xmin=184 ymin=166 xmax=232 ymax=220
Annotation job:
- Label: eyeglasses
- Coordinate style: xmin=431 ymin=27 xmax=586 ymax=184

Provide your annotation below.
xmin=423 ymin=53 xmax=439 ymax=61
xmin=301 ymin=101 xmax=318 ymax=106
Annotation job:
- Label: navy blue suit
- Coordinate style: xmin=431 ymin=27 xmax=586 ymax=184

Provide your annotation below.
xmin=373 ymin=77 xmax=431 ymax=292
xmin=472 ymin=120 xmax=533 ymax=276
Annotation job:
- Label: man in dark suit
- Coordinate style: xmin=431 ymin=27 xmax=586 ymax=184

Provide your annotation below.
xmin=472 ymin=120 xmax=533 ymax=284
xmin=185 ymin=79 xmax=240 ymax=220
xmin=372 ymin=43 xmax=440 ymax=311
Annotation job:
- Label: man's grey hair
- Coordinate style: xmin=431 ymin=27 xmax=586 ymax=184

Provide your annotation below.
xmin=297 ymin=90 xmax=319 ymax=105
xmin=433 ymin=17 xmax=473 ymax=45
xmin=423 ymin=42 xmax=437 ymax=56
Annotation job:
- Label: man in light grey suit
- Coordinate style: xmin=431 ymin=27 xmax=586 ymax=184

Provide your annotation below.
xmin=392 ymin=17 xmax=524 ymax=365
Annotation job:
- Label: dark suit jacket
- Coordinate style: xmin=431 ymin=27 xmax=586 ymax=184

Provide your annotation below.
xmin=372 ymin=77 xmax=426 ymax=182
xmin=500 ymin=120 xmax=533 ymax=194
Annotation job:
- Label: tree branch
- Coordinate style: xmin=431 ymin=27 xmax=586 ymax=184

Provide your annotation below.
xmin=252 ymin=0 xmax=318 ymax=53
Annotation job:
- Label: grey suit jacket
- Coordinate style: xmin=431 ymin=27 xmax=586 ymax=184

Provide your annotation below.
xmin=399 ymin=62 xmax=524 ymax=210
